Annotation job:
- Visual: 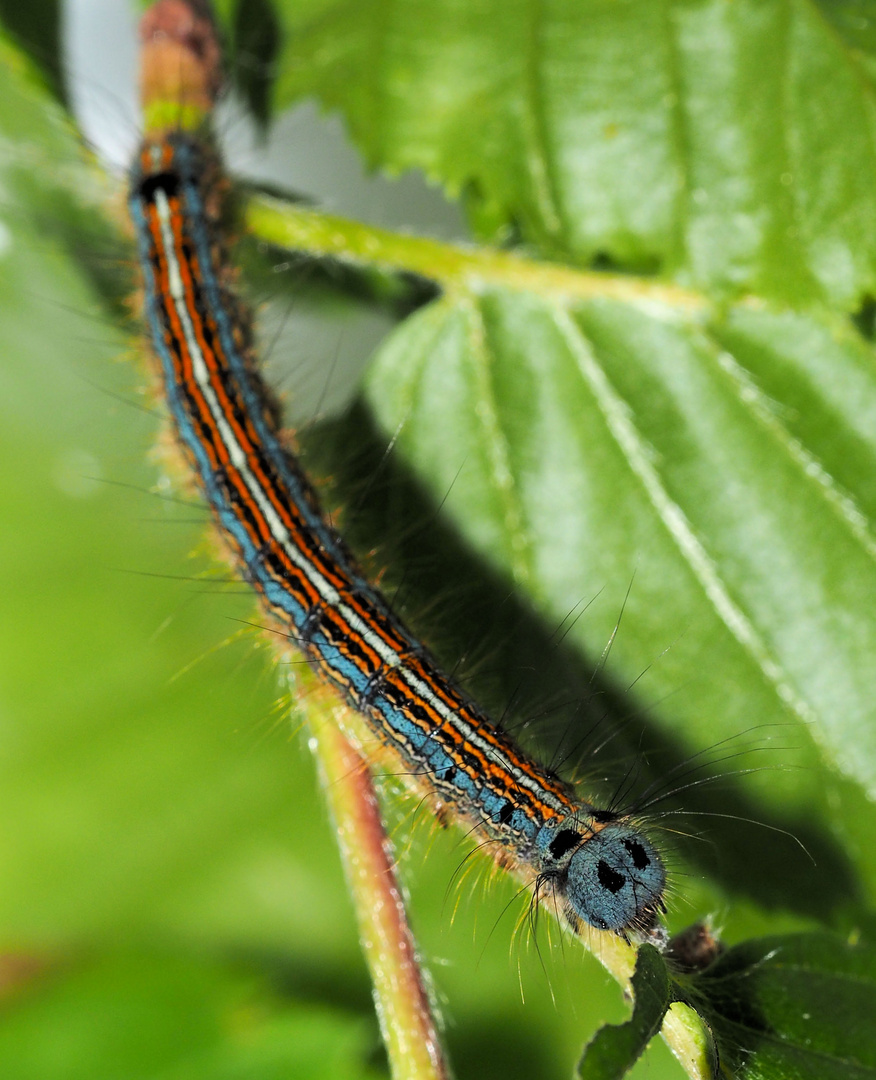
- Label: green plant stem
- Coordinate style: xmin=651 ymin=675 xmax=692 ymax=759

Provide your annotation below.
xmin=299 ymin=666 xmax=451 ymax=1080
xmin=661 ymin=1002 xmax=716 ymax=1080
xmin=245 ymin=194 xmax=706 ymax=311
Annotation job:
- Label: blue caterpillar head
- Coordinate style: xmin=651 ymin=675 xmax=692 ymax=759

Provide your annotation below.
xmin=560 ymin=823 xmax=665 ymax=933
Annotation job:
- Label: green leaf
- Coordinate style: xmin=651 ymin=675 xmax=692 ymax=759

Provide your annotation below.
xmin=271 ymin=0 xmax=876 ymax=307
xmin=695 ymin=933 xmax=876 ymax=1079
xmin=813 ymin=1 xmax=876 ymax=71
xmin=363 ymin=282 xmax=876 ymax=910
xmin=578 ymin=945 xmax=673 ymax=1080
xmin=0 ymin=0 xmax=61 ymax=98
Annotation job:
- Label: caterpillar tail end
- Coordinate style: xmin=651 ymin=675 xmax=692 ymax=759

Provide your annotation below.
xmin=139 ymin=0 xmax=222 ymax=137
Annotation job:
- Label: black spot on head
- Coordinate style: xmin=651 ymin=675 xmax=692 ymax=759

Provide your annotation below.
xmin=549 ymin=828 xmax=582 ymax=860
xmin=597 ymin=860 xmax=625 ymax=894
xmin=139 ymin=172 xmax=179 ymax=203
xmin=497 ymin=801 xmax=514 ymax=825
xmin=623 ymin=838 xmax=650 ymax=871
xmin=590 ymin=808 xmax=617 ymax=824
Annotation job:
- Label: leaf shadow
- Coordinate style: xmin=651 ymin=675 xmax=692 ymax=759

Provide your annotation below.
xmin=302 ymin=399 xmax=866 ymax=929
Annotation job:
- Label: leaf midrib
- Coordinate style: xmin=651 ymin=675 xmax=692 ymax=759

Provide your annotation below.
xmin=245 ymin=194 xmax=709 ymax=311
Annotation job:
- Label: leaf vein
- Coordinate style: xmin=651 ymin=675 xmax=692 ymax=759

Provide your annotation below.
xmin=464 ymin=296 xmax=531 ymax=585
xmin=551 ymin=302 xmax=813 ymax=726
